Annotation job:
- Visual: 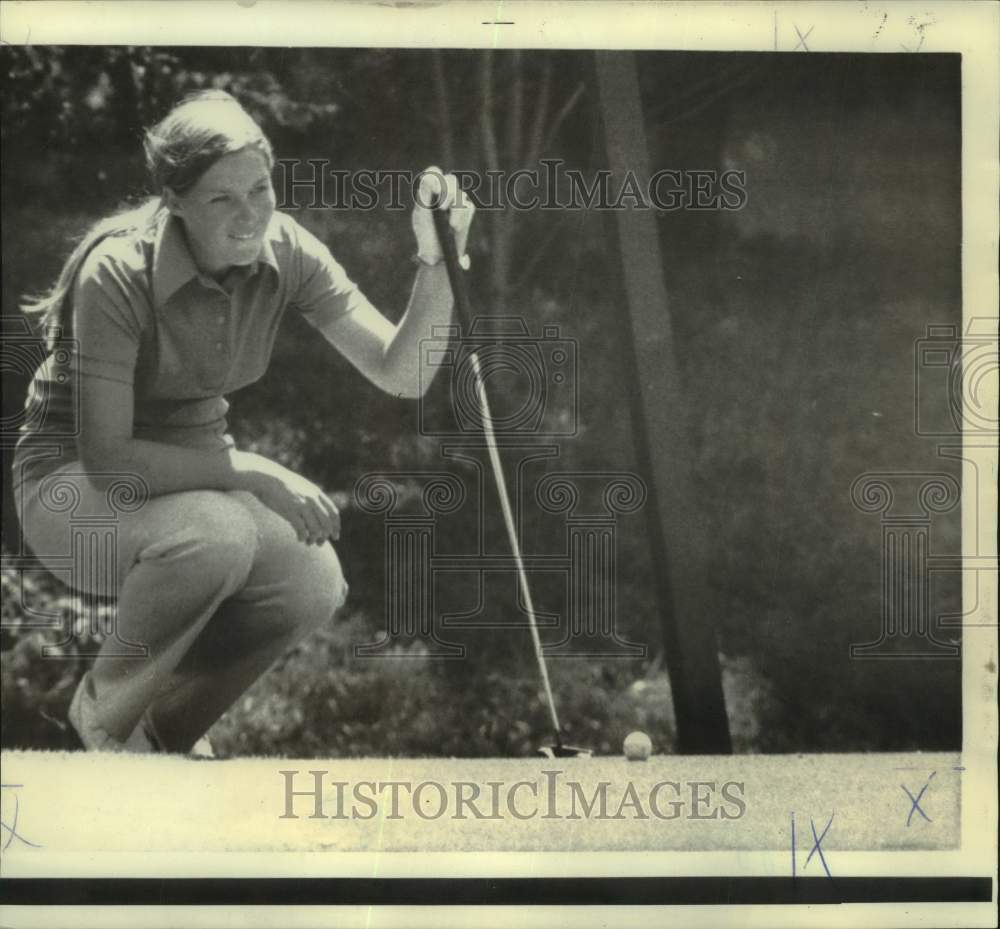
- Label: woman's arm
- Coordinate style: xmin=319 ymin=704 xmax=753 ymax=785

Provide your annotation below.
xmin=78 ymin=376 xmax=340 ymax=545
xmin=314 ymin=168 xmax=474 ymax=399
xmin=316 ymin=262 xmax=453 ymax=399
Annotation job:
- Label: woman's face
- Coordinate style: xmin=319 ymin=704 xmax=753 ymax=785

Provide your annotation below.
xmin=165 ymin=146 xmax=276 ymax=279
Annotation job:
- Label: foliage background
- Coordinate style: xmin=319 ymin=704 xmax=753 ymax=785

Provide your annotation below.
xmin=1 ymin=48 xmax=962 ymax=756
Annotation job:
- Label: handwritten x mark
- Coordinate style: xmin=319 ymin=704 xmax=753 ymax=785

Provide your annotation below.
xmin=1 ymin=789 xmax=41 ymax=850
xmin=901 ymin=771 xmax=935 ymax=827
xmin=804 ymin=812 xmax=834 ymax=878
xmin=794 ymin=24 xmax=814 ymax=51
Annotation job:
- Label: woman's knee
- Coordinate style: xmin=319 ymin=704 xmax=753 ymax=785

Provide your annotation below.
xmin=137 ymin=491 xmax=259 ymax=584
xmin=284 ymin=542 xmax=349 ymax=630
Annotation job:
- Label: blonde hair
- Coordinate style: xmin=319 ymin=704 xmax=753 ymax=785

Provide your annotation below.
xmin=24 ymin=90 xmax=273 ymax=349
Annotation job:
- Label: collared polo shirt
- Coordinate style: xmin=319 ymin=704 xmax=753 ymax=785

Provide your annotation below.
xmin=13 ymin=209 xmax=375 ymax=487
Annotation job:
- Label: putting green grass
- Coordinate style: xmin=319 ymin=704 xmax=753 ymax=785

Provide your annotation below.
xmin=0 ymin=750 xmax=960 ymax=855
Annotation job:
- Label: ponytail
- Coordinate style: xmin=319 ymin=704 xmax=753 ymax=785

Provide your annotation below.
xmin=22 ymin=197 xmax=165 ymax=351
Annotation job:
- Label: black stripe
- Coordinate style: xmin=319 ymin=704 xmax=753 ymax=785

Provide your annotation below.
xmin=0 ymin=877 xmax=991 ymax=906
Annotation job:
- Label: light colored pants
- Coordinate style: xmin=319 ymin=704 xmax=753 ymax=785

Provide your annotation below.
xmin=16 ymin=464 xmax=348 ymax=752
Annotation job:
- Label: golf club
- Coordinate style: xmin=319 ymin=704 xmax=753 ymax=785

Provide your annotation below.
xmin=431 ymin=194 xmax=591 ymax=760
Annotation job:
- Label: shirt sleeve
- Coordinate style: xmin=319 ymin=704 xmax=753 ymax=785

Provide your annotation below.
xmin=287 ymin=218 xmax=378 ymax=331
xmin=70 ymin=247 xmax=144 ymax=387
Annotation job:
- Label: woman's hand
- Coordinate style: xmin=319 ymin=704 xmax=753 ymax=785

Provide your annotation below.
xmin=411 ymin=166 xmax=475 ymax=266
xmin=234 ymin=452 xmax=340 ymax=545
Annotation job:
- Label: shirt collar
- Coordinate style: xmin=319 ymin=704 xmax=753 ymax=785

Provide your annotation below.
xmin=152 ymin=211 xmax=279 ymax=309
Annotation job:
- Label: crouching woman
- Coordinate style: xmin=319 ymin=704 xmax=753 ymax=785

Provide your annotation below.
xmin=12 ymin=90 xmax=473 ymax=754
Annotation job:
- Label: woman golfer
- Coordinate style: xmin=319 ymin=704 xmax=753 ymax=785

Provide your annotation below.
xmin=13 ymin=90 xmax=473 ymax=755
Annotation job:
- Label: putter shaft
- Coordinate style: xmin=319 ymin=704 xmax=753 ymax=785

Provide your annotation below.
xmin=431 ymin=204 xmax=563 ymax=741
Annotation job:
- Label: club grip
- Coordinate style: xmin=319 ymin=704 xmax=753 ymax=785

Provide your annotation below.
xmin=430 ymin=201 xmax=475 ymax=328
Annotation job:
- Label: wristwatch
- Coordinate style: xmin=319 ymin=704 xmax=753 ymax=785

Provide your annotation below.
xmin=413 ymin=252 xmax=471 ymax=270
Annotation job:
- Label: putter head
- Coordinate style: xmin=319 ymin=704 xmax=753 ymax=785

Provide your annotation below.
xmin=538 ymin=744 xmax=593 ymax=759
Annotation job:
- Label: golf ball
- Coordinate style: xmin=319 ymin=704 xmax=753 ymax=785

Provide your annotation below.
xmin=623 ymin=730 xmax=652 ymax=761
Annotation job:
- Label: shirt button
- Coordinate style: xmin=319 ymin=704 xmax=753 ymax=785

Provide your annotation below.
xmin=215 ymin=341 xmax=224 ymax=351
